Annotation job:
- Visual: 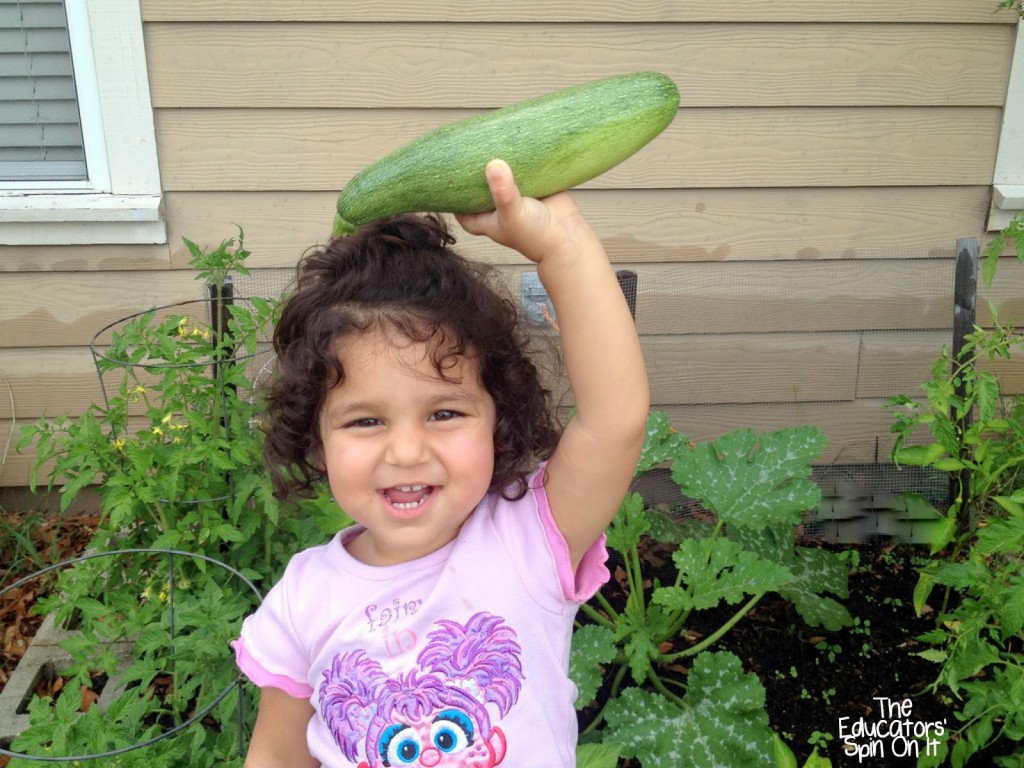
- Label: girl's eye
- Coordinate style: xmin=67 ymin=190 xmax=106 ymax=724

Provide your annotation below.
xmin=430 ymin=410 xmax=461 ymax=422
xmin=345 ymin=417 xmax=381 ymax=429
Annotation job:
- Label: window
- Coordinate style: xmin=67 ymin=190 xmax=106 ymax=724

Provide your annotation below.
xmin=0 ymin=0 xmax=86 ymax=183
xmin=992 ymin=16 xmax=1024 ymax=230
xmin=0 ymin=0 xmax=165 ymax=245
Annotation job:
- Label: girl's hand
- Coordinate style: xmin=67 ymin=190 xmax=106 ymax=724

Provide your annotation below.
xmin=455 ymin=159 xmax=597 ymax=265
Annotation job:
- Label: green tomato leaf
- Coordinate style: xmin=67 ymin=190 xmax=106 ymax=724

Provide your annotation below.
xmin=974 ymin=370 xmax=1000 ymax=424
xmin=804 ymin=748 xmax=835 ymax=768
xmin=54 ymin=678 xmax=84 ymax=722
xmin=999 ymin=583 xmax=1024 ymax=639
xmin=894 ymin=443 xmax=948 ymax=467
xmin=672 ymin=427 xmax=826 ymax=529
xmin=934 ymin=560 xmax=990 ymax=590
xmin=772 ymin=733 xmax=798 ymax=768
xmin=975 ymin=514 xmax=1024 ymax=555
xmin=915 ymin=648 xmax=949 ymax=664
xmin=213 ymin=522 xmax=247 ymax=543
xmin=927 ymin=516 xmax=958 ymax=555
xmin=914 ymin=565 xmax=940 ymax=618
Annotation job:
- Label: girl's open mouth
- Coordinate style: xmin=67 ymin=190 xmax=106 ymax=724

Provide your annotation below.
xmin=382 ymin=484 xmax=435 ymax=511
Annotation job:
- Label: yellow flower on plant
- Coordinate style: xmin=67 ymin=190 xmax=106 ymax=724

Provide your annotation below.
xmin=113 ymin=438 xmax=126 ymax=451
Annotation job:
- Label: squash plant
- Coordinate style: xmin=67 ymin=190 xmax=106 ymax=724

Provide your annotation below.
xmin=570 ymin=412 xmax=851 ymax=768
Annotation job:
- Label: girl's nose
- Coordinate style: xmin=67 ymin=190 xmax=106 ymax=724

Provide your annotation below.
xmin=419 ymin=747 xmax=442 ymax=767
xmin=385 ymin=423 xmax=431 ymax=466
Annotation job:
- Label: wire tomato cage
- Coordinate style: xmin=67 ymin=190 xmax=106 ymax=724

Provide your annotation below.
xmin=0 ymin=548 xmax=264 ymax=762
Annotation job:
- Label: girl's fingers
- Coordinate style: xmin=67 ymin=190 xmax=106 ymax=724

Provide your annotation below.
xmin=454 ymin=160 xmax=519 ymax=237
xmin=453 ymin=208 xmax=492 ymax=236
xmin=483 ymin=159 xmax=520 ymax=211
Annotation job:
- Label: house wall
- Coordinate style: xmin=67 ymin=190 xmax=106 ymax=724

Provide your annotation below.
xmin=1 ymin=1 xmax=1022 ymax=487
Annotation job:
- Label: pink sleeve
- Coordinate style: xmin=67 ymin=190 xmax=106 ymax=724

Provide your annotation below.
xmin=232 ymin=636 xmax=313 ymax=699
xmin=530 ymin=471 xmax=610 ymax=602
xmin=232 ymin=566 xmax=316 ymax=699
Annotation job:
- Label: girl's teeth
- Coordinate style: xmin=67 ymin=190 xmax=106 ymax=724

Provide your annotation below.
xmin=384 ymin=485 xmax=431 ymax=509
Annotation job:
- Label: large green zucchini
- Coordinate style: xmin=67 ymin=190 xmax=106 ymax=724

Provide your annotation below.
xmin=332 ymin=71 xmax=680 ymax=235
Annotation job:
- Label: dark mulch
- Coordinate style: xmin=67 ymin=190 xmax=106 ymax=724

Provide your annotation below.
xmin=726 ymin=542 xmax=951 ymax=767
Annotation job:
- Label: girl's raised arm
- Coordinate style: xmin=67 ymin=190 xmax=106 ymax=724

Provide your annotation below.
xmin=457 ymin=159 xmax=650 ymax=568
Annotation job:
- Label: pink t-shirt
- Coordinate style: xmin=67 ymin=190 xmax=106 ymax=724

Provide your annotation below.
xmin=233 ymin=468 xmax=608 ymax=768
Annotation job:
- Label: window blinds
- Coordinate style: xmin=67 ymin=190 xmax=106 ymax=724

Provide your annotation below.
xmin=0 ymin=0 xmax=87 ymax=182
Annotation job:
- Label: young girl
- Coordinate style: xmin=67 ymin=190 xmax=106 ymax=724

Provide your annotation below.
xmin=233 ymin=159 xmax=649 ymax=768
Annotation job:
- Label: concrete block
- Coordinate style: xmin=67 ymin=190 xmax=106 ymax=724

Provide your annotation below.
xmin=0 ymin=609 xmax=133 ymax=753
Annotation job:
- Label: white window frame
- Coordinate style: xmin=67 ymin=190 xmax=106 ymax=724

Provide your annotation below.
xmin=0 ymin=0 xmax=165 ymax=245
xmin=991 ymin=16 xmax=1024 ymax=230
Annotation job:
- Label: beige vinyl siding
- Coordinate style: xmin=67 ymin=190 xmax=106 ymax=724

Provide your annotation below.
xmin=138 ymin=1 xmax=1014 ymax=23
xmin=1 ymin=2 xmax=1020 ymax=486
xmin=153 ymin=107 xmax=1001 ymax=191
xmin=7 ymin=261 xmax=1022 ymax=349
xmin=143 ymin=23 xmax=1013 ymax=108
xmin=164 ymin=187 xmax=995 ymax=269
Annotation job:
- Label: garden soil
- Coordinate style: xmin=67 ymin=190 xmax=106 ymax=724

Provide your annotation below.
xmin=714 ymin=542 xmax=953 ymax=767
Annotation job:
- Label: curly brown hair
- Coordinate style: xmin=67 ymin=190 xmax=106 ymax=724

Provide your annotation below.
xmin=263 ymin=213 xmax=560 ymax=502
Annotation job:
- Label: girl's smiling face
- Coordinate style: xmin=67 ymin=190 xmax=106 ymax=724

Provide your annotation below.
xmin=319 ymin=328 xmax=497 ymax=566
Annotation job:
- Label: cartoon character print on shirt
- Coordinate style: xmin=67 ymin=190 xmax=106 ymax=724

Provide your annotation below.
xmin=319 ymin=612 xmax=523 ymax=768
